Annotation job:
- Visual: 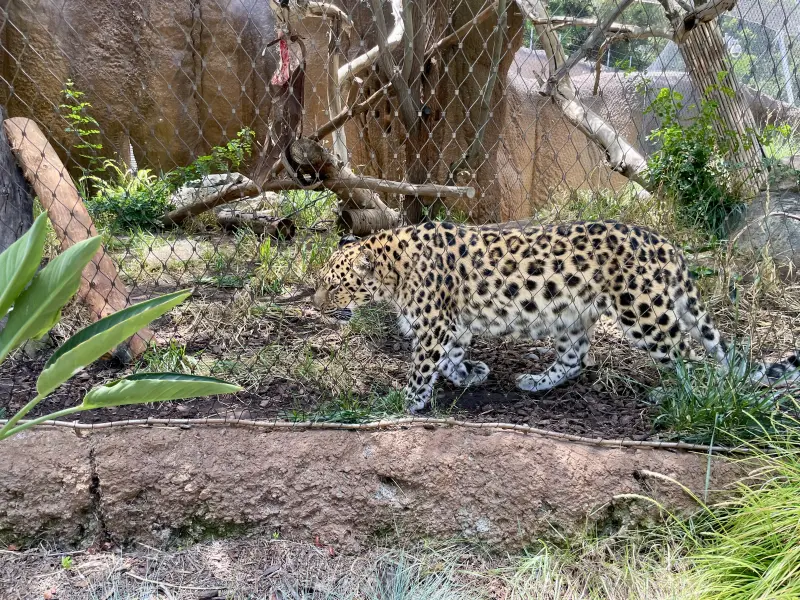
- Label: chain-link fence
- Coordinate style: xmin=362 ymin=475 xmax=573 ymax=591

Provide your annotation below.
xmin=0 ymin=0 xmax=798 ymax=445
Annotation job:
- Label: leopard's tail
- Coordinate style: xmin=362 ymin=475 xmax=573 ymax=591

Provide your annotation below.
xmin=674 ymin=276 xmax=800 ymax=388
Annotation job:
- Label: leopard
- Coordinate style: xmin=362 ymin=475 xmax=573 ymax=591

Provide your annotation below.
xmin=313 ymin=220 xmax=800 ymax=413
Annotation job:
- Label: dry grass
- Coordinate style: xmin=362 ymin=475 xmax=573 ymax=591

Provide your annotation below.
xmin=0 ymin=535 xmax=698 ymax=600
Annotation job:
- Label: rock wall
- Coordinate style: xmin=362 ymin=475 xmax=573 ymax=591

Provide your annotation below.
xmin=0 ymin=426 xmax=744 ymax=551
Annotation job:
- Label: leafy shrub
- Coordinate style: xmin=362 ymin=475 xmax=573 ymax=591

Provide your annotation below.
xmin=84 ymin=160 xmax=173 ymax=232
xmin=164 ymin=127 xmax=255 ymax=191
xmin=644 ymin=85 xmax=746 ymax=239
xmin=0 ymin=213 xmax=240 ymax=441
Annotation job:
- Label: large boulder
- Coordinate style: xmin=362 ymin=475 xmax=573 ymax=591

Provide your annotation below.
xmin=730 ymin=189 xmax=800 ymax=275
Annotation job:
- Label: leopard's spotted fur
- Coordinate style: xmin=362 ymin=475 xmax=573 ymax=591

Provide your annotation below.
xmin=313 ymin=220 xmax=799 ymax=412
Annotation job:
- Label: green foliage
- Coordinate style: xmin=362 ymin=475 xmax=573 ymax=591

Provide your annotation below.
xmin=649 ymin=348 xmax=795 ymax=445
xmin=138 ymin=340 xmax=198 ymax=374
xmin=164 ymin=128 xmax=255 ymax=191
xmin=687 ymin=413 xmax=800 ymax=599
xmin=285 ymin=389 xmax=407 ymax=424
xmin=59 ymin=79 xmax=104 ymax=177
xmin=0 ymin=213 xmax=240 ymax=442
xmin=60 ymin=556 xmax=73 ymax=570
xmin=644 ymin=85 xmax=746 ymax=239
xmin=84 ymin=160 xmax=174 ymax=232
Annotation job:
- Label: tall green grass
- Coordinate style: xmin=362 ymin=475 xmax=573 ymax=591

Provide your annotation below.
xmin=688 ymin=410 xmax=800 ymax=600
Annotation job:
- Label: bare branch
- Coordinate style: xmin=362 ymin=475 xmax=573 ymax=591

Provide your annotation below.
xmin=517 ymin=0 xmax=651 ymax=191
xmin=303 ymin=1 xmax=354 ymax=29
xmin=369 ymin=0 xmax=417 ymax=129
xmin=543 ymin=0 xmax=637 ymax=94
xmin=425 ymin=1 xmax=499 ymax=59
xmin=336 ymin=0 xmax=405 ymax=89
xmin=336 ymin=176 xmax=475 ymax=199
xmin=311 ymin=84 xmax=392 ymax=142
xmin=530 ymin=15 xmax=673 ymax=39
xmin=551 ymin=92 xmax=649 ymax=185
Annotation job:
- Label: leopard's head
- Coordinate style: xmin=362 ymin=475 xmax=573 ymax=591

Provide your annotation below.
xmin=313 ymin=236 xmax=379 ymax=323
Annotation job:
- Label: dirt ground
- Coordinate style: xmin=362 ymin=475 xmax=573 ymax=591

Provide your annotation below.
xmin=3 ymin=218 xmax=798 ymax=443
xmin=0 ymin=282 xmax=656 ymax=440
xmin=0 ymin=534 xmax=697 ymax=600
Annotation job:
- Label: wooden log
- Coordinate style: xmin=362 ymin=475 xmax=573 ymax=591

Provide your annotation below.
xmin=339 ymin=208 xmax=401 ymax=235
xmin=216 ymin=209 xmax=296 ymax=239
xmin=0 ymin=107 xmax=32 ymax=254
xmin=3 ymin=118 xmax=153 ymax=360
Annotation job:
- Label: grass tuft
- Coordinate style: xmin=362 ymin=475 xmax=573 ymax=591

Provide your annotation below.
xmin=687 ymin=409 xmax=800 ymax=600
xmin=649 ymin=348 xmax=796 ymax=445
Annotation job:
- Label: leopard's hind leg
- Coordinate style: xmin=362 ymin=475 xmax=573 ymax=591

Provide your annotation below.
xmin=516 ymin=304 xmax=600 ymax=393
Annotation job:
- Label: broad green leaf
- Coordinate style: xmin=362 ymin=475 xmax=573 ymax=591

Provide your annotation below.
xmin=81 ymin=373 xmax=241 ymax=409
xmin=0 ymin=237 xmax=102 ymax=364
xmin=0 ymin=213 xmax=49 ymax=322
xmin=37 ymin=289 xmax=193 ymax=395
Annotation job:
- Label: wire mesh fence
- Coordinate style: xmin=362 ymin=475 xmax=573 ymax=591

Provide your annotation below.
xmin=0 ymin=0 xmax=799 ymax=445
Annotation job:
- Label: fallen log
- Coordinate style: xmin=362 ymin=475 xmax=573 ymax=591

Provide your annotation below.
xmin=216 ymin=209 xmax=296 ymax=239
xmin=3 ymin=118 xmax=153 ymax=360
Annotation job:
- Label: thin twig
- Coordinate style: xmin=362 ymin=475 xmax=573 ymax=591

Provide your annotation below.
xmin=124 ymin=571 xmax=222 ymax=591
xmin=0 ymin=416 xmax=749 ymax=454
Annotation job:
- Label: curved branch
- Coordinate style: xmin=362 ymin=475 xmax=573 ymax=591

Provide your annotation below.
xmin=336 ymin=0 xmax=405 ymax=88
xmin=518 ymin=0 xmax=652 ymax=191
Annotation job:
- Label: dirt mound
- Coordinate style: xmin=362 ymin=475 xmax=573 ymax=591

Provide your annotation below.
xmin=0 ymin=426 xmax=743 ymax=551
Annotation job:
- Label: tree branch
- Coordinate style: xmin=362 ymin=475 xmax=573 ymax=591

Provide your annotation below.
xmin=530 ymin=15 xmax=673 ymax=40
xmin=425 ymin=1 xmax=499 ymax=60
xmin=303 ymin=1 xmax=354 ymax=29
xmin=518 ymin=0 xmax=652 ymax=191
xmin=543 ymin=0 xmax=637 ymax=94
xmin=369 ymin=0 xmax=418 ymax=130
xmin=674 ymin=0 xmax=737 ymax=42
xmin=311 ymin=83 xmax=392 ymax=142
xmin=336 ymin=0 xmax=406 ymax=90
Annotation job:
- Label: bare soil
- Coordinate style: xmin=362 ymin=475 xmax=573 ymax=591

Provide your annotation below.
xmin=0 ymin=283 xmax=656 ymax=440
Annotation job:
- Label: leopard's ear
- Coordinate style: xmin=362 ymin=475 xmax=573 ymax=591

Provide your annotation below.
xmin=353 ymin=248 xmax=375 ymax=278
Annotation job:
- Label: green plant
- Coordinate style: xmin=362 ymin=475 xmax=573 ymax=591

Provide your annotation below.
xmin=0 ymin=213 xmax=240 ymax=442
xmin=164 ymin=128 xmax=255 ymax=191
xmin=84 ymin=160 xmax=174 ymax=232
xmin=138 ymin=340 xmax=199 ymax=374
xmin=59 ymin=79 xmax=104 ymax=178
xmin=649 ymin=347 xmax=795 ymax=445
xmin=644 ymin=85 xmax=746 ymax=239
xmin=686 ymin=410 xmax=800 ymax=599
xmin=61 ymin=556 xmax=73 ymax=570
xmin=284 ymin=389 xmax=406 ymax=424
